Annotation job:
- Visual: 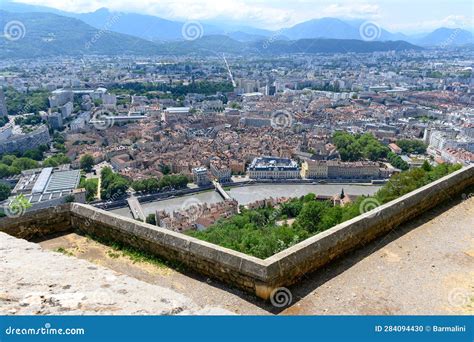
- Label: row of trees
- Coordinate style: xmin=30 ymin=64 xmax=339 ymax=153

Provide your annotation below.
xmin=387 ymin=151 xmax=409 ymax=170
xmin=100 ymin=167 xmax=129 ymax=200
xmin=43 ymin=154 xmax=70 ymax=167
xmin=0 ymin=145 xmax=70 ymax=179
xmin=109 ymin=81 xmax=234 ymax=99
xmin=0 ymin=156 xmax=39 ymax=178
xmin=332 ymin=132 xmax=409 ymax=170
xmin=131 ymin=174 xmax=188 ymax=193
xmin=189 ymin=163 xmax=462 ymax=259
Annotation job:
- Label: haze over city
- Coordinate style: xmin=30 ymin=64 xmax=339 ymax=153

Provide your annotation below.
xmin=3 ymin=0 xmax=474 ymax=32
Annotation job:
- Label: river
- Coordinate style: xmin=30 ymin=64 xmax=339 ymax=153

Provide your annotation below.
xmin=109 ymin=183 xmax=381 ymax=219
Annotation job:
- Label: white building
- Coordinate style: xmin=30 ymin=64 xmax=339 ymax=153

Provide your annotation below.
xmin=248 ymin=157 xmax=300 ymax=179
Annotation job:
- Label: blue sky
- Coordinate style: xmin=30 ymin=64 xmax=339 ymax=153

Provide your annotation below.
xmin=6 ymin=0 xmax=474 ymax=33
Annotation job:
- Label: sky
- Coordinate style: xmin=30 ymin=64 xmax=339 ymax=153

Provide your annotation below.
xmin=5 ymin=0 xmax=474 ymax=33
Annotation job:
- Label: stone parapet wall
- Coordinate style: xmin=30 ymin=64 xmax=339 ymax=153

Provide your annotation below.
xmin=0 ymin=165 xmax=473 ymax=300
xmin=0 ymin=205 xmax=71 ymax=240
xmin=261 ymin=164 xmax=474 ymax=296
xmin=69 ymin=204 xmax=267 ymax=294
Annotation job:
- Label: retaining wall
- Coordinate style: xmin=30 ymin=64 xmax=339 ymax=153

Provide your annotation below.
xmin=0 ymin=165 xmax=472 ymax=300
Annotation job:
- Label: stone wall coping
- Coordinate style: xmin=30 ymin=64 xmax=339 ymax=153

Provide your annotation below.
xmin=69 ymin=203 xmax=270 ymax=279
xmin=263 ymin=164 xmax=473 ymax=277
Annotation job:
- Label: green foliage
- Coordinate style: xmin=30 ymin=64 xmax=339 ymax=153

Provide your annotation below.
xmin=4 ymin=87 xmax=49 ymax=115
xmin=64 ymin=194 xmax=75 ymax=203
xmin=100 ymin=167 xmax=129 ymax=200
xmin=14 ymin=114 xmax=44 ymax=127
xmin=375 ymin=163 xmax=462 ymax=204
xmin=332 ymin=132 xmax=410 ymax=170
xmin=43 ymin=154 xmax=70 ymax=167
xmin=0 ymin=183 xmax=11 ymax=201
xmin=146 ymin=214 xmax=156 ymax=225
xmin=189 ymin=163 xmax=462 ymax=258
xmin=396 ymin=139 xmax=427 ymax=154
xmin=79 ymin=154 xmax=94 ymax=172
xmin=387 ymin=152 xmax=409 ymax=171
xmin=131 ymin=174 xmax=188 ymax=193
xmin=10 ymin=157 xmax=39 ymax=171
xmin=109 ymin=81 xmax=234 ymax=100
xmin=333 ymin=131 xmax=390 ymax=162
xmin=9 ymin=194 xmax=32 ymax=211
xmin=0 ymin=146 xmax=71 ymax=179
xmin=79 ymin=177 xmax=99 ymax=202
xmin=160 ymin=164 xmax=171 ymax=175
xmin=311 ymin=83 xmax=341 ymax=92
xmin=0 ymin=116 xmax=8 ymax=128
xmin=188 ymin=205 xmax=310 ymax=259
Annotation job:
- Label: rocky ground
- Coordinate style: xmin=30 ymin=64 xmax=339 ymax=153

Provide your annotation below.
xmin=0 ymin=232 xmax=231 ymax=315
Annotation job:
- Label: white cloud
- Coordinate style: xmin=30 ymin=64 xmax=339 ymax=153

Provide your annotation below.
xmin=319 ymin=3 xmax=380 ymax=19
xmin=8 ymin=0 xmax=474 ymax=32
xmin=387 ymin=15 xmax=473 ymax=32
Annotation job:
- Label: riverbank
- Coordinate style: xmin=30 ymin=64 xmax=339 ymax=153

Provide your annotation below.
xmin=109 ymin=182 xmax=382 ymax=219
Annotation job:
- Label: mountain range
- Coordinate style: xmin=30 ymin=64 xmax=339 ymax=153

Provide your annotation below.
xmin=1 ymin=1 xmax=472 ymax=47
xmin=0 ymin=10 xmax=423 ymax=58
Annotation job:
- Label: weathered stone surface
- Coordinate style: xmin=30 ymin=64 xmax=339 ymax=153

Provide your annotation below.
xmin=0 ymin=232 xmax=231 ymax=315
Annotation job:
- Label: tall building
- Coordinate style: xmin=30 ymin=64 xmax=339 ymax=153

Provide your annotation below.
xmin=192 ymin=167 xmax=211 ymax=186
xmin=0 ymin=88 xmax=8 ymax=117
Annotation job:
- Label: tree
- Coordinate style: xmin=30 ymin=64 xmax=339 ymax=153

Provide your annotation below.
xmin=64 ymin=194 xmax=75 ymax=203
xmin=11 ymin=158 xmax=38 ymax=171
xmin=146 ymin=214 xmax=156 ymax=225
xmin=80 ymin=154 xmax=94 ymax=172
xmin=421 ymin=160 xmax=432 ymax=172
xmin=100 ymin=167 xmax=129 ymax=199
xmin=43 ymin=154 xmax=70 ymax=167
xmin=294 ymin=201 xmax=329 ymax=233
xmin=397 ymin=139 xmax=427 ymax=154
